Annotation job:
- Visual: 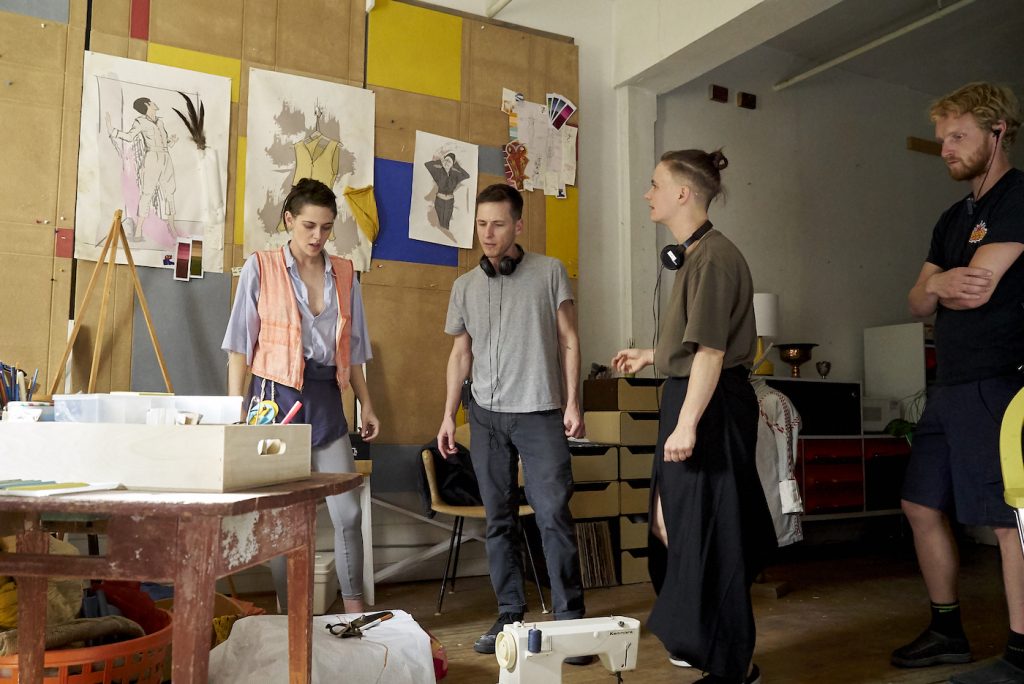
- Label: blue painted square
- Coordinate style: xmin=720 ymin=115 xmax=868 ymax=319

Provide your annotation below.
xmin=372 ymin=158 xmax=458 ymax=267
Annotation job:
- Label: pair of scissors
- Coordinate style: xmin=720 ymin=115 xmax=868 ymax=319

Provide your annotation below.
xmin=325 ymin=611 xmax=394 ymax=638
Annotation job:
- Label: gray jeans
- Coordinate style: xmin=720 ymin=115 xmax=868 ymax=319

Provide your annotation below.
xmin=271 ymin=433 xmax=363 ymax=610
xmin=469 ymin=401 xmax=585 ymax=619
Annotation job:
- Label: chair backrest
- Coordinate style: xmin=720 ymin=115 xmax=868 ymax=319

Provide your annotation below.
xmin=421 ymin=449 xmax=446 ymax=510
xmin=1000 ymin=386 xmax=1024 ymax=508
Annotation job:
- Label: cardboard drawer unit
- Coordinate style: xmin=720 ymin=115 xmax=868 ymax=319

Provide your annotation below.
xmin=0 ymin=423 xmax=312 ymax=492
xmin=619 ymin=515 xmax=648 ymax=550
xmin=569 ymin=444 xmax=618 ymax=482
xmin=569 ymin=481 xmax=619 ymax=519
xmin=620 ymin=548 xmax=650 ymax=584
xmin=619 ymin=480 xmax=650 ymax=516
xmin=583 ymin=378 xmax=663 ymax=411
xmin=584 ymin=411 xmax=659 ymax=445
xmin=619 ymin=445 xmax=654 ymax=480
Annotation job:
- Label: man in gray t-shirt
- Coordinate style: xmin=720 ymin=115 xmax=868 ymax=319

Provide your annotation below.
xmin=437 ymin=184 xmax=589 ymax=661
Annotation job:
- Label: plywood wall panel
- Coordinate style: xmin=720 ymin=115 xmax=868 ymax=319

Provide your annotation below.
xmin=0 ymin=253 xmax=56 ymax=383
xmin=91 ymin=0 xmax=130 ymax=37
xmin=0 ymin=64 xmax=64 ymax=107
xmin=362 ymin=281 xmax=451 ymax=445
xmin=149 ymin=0 xmax=244 ymax=59
xmin=374 ymin=85 xmax=460 ymax=162
xmin=45 ymin=256 xmax=73 ymax=397
xmin=461 ymin=102 xmax=508 ymax=148
xmin=0 ymin=101 xmax=62 ymax=224
xmin=275 ymin=0 xmax=355 ymax=81
xmin=0 ymin=11 xmax=67 ymax=71
xmin=89 ymin=31 xmax=129 ymax=57
xmin=465 ymin=21 xmax=529 ymax=107
xmin=362 ymin=259 xmax=457 ymax=291
xmin=242 ymin=0 xmax=276 ymax=65
xmin=55 ymin=106 xmax=81 ymax=227
xmin=0 ymin=222 xmax=54 ymax=258
xmin=127 ymin=37 xmax=147 ymax=61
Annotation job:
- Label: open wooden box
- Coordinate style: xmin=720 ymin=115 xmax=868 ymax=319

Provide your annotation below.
xmin=0 ymin=423 xmax=312 ymax=492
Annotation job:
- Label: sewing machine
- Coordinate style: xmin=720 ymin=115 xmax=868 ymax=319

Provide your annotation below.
xmin=493 ymin=615 xmax=640 ymax=683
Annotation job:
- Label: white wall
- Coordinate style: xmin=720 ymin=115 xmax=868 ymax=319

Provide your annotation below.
xmin=655 ymin=45 xmax=962 ymax=382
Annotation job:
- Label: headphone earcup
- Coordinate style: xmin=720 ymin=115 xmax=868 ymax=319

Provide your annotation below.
xmin=661 ymin=244 xmax=684 ymax=270
xmin=498 ymin=255 xmax=517 ymax=276
xmin=479 ymin=255 xmax=497 ymax=277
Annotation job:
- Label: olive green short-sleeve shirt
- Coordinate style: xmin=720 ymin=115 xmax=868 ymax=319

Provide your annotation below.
xmin=654 ymin=230 xmax=757 ymax=378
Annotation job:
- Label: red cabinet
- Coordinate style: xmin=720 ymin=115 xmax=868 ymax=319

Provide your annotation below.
xmin=797 ymin=436 xmax=911 ymax=517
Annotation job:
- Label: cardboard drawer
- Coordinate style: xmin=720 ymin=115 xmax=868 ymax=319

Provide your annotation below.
xmin=0 ymin=423 xmax=312 ymax=492
xmin=620 ymin=549 xmax=650 ymax=584
xmin=619 ymin=514 xmax=648 ymax=550
xmin=569 ymin=481 xmax=619 ymax=519
xmin=619 ymin=445 xmax=654 ymax=479
xmin=569 ymin=444 xmax=618 ymax=482
xmin=619 ymin=480 xmax=649 ymax=515
xmin=584 ymin=411 xmax=659 ymax=445
xmin=583 ymin=378 xmax=662 ymax=411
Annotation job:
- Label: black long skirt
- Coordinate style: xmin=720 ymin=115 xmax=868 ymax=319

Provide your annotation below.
xmin=647 ymin=367 xmax=776 ymax=681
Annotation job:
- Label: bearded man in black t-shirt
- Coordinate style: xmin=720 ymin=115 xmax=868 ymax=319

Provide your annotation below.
xmin=895 ymin=82 xmax=1024 ymax=684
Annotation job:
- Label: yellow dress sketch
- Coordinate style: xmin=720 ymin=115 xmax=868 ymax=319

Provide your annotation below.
xmin=276 ymin=132 xmax=340 ymax=232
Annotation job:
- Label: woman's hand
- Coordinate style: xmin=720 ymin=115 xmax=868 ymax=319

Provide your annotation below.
xmin=611 ymin=348 xmax=654 ymax=374
xmin=663 ymin=423 xmax=696 ymax=462
xmin=359 ymin=407 xmax=380 ymax=442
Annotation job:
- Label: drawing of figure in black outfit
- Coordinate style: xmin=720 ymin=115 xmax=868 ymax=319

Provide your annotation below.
xmin=425 ymin=152 xmax=470 ymax=230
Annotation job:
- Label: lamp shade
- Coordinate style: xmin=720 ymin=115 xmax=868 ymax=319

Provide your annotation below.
xmin=753 ymin=293 xmax=779 ymax=338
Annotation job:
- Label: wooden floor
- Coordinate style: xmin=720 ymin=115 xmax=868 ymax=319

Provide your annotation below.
xmin=251 ymin=534 xmax=1010 ymax=683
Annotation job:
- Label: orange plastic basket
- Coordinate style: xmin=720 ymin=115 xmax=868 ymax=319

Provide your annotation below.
xmin=0 ymin=611 xmax=171 ymax=684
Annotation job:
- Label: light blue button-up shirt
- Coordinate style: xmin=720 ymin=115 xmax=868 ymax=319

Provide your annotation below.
xmin=221 ymin=244 xmax=372 ymax=367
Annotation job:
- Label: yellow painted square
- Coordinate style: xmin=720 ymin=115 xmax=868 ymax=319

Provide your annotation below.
xmin=367 ymin=0 xmax=461 ymax=101
xmin=546 ymin=186 xmax=578 ymax=278
xmin=148 ymin=43 xmax=241 ymax=102
xmin=234 ymin=136 xmax=246 ymax=245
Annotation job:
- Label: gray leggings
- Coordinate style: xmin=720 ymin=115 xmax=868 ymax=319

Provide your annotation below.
xmin=270 ymin=434 xmax=363 ymax=610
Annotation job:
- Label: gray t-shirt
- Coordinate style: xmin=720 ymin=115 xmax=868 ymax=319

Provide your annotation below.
xmin=445 ymin=252 xmax=573 ymax=412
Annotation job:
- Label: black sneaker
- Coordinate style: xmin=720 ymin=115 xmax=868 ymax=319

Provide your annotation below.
xmin=890 ymin=629 xmax=971 ymax=668
xmin=695 ymin=664 xmax=761 ymax=684
xmin=473 ymin=612 xmax=523 ymax=654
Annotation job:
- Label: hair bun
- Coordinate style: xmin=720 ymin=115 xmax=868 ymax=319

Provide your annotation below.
xmin=710 ymin=150 xmax=728 ymax=171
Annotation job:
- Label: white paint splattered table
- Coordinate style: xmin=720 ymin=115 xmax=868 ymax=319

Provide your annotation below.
xmin=0 ymin=472 xmax=361 ymax=684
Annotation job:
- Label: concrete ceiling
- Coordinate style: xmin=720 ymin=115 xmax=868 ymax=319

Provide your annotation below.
xmin=765 ymin=0 xmax=1024 ymax=98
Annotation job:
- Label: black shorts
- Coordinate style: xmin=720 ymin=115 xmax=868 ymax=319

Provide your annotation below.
xmin=902 ymin=375 xmax=1024 ymax=527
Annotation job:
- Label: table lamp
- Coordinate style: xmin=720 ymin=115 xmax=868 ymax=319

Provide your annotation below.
xmin=752 ymin=293 xmax=779 ymax=376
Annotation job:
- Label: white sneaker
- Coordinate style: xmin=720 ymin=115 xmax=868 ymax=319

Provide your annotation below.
xmin=669 ymin=654 xmax=691 ymax=667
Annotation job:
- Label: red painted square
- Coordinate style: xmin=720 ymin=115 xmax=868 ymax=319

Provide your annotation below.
xmin=55 ymin=228 xmax=74 ymax=259
xmin=130 ymin=0 xmax=150 ymax=40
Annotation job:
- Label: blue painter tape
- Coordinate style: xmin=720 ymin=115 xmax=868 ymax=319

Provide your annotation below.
xmin=372 ymin=158 xmax=458 ymax=267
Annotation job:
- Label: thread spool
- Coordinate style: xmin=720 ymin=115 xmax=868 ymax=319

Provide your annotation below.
xmin=527 ymin=627 xmax=542 ymax=654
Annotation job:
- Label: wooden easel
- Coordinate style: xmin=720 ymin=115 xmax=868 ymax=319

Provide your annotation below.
xmin=49 ymin=210 xmax=174 ymax=395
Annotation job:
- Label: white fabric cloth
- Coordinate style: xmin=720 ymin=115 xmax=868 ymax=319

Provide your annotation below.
xmin=752 ymin=379 xmax=804 ymax=547
xmin=208 ymin=610 xmax=434 ymax=684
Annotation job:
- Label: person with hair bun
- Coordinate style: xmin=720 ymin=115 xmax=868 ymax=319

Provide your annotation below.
xmin=222 ymin=177 xmax=379 ymax=614
xmin=612 ymin=149 xmax=775 ymax=684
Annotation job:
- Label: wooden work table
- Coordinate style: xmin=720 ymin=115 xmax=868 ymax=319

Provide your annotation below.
xmin=0 ymin=472 xmax=362 ymax=684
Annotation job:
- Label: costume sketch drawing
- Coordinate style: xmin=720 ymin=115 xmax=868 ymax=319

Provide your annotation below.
xmin=77 ymin=52 xmax=230 ymax=271
xmin=244 ymin=68 xmax=375 ymax=271
xmin=409 ymin=131 xmax=478 ymax=249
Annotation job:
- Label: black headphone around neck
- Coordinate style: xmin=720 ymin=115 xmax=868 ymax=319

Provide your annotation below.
xmin=480 ymin=243 xmax=524 ymax=277
xmin=660 ymin=220 xmax=713 ymax=270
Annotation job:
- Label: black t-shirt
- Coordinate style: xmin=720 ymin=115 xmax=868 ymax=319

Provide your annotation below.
xmin=927 ymin=168 xmax=1024 ymax=384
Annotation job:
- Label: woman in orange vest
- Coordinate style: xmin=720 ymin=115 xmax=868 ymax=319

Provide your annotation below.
xmin=223 ymin=178 xmax=379 ymax=614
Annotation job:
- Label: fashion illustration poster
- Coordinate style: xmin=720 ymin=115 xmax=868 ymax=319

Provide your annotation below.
xmin=77 ymin=52 xmax=230 ymax=271
xmin=409 ymin=131 xmax=478 ymax=249
xmin=244 ymin=68 xmax=375 ymax=271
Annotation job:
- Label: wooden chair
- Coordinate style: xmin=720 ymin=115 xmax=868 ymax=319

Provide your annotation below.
xmin=420 ymin=448 xmax=548 ymax=615
xmin=1000 ymin=387 xmax=1024 ymax=550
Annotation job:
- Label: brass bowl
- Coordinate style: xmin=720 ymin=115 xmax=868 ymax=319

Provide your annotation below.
xmin=776 ymin=343 xmax=818 ymax=378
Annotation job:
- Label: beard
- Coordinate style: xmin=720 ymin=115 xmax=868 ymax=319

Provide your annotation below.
xmin=945 ymin=145 xmax=989 ymax=181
